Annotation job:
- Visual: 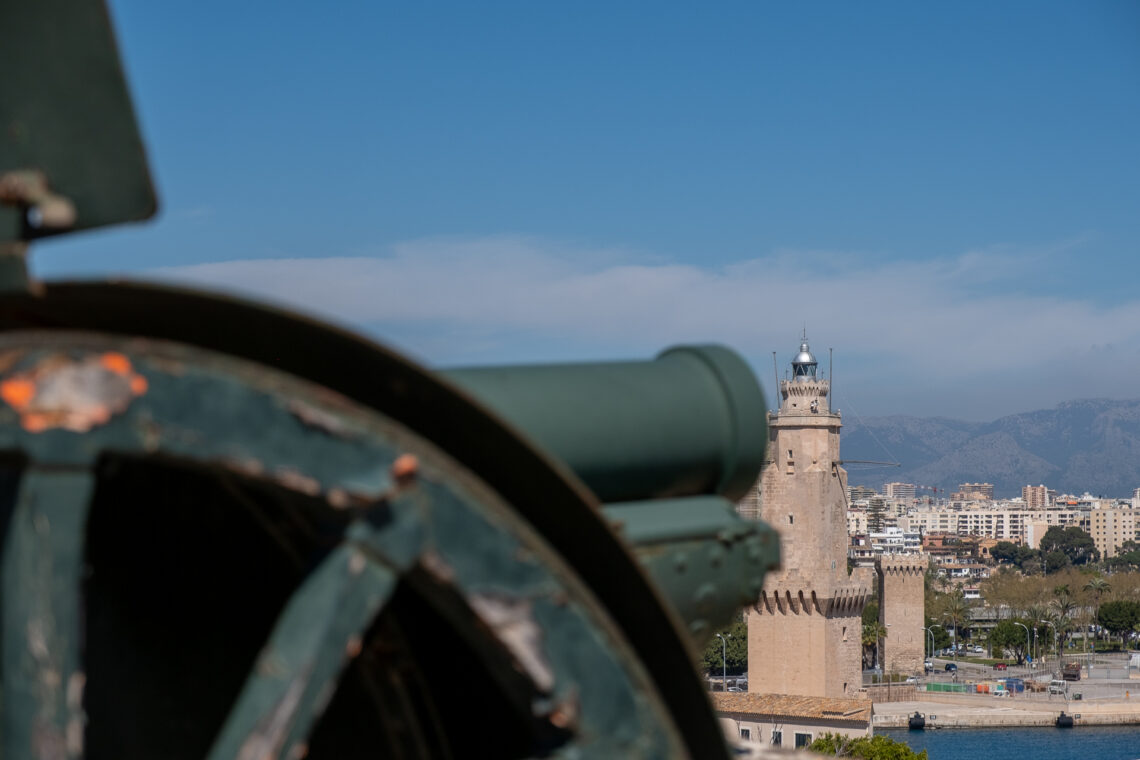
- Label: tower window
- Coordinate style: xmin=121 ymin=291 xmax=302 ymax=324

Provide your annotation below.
xmin=789 ymin=515 xmax=794 ymax=525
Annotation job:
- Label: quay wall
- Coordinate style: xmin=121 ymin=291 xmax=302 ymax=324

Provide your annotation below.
xmin=873 ymin=696 xmax=1140 ymax=729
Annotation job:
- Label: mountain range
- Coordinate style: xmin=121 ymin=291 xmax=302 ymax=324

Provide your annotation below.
xmin=837 ymin=398 xmax=1140 ymax=499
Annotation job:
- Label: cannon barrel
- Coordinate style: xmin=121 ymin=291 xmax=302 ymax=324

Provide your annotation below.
xmin=0 ymin=3 xmax=783 ymax=756
xmin=442 ymin=344 xmax=768 ymax=504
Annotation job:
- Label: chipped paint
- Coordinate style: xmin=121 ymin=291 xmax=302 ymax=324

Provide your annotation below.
xmin=234 ymin=675 xmax=307 ymax=760
xmin=286 ymin=399 xmax=354 ymax=438
xmin=272 ymin=468 xmax=321 ymax=497
xmin=468 ymin=594 xmax=555 ymax=694
xmin=0 ymin=352 xmax=146 ymax=432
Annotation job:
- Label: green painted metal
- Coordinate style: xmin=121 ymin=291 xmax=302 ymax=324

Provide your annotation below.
xmin=603 ymin=497 xmax=780 ymax=643
xmin=0 ymin=330 xmax=715 ymax=758
xmin=441 ymin=344 xmax=768 ymax=503
xmin=0 ymin=0 xmax=156 ymax=242
xmin=206 ymin=545 xmax=399 ymax=760
xmin=0 ymin=3 xmax=784 ymax=757
xmin=2 ymin=468 xmax=94 ymax=760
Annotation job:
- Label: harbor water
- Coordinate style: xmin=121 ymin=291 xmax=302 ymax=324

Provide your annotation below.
xmin=883 ymin=725 xmax=1140 ymax=760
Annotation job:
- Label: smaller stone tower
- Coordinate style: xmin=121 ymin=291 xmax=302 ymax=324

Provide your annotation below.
xmin=875 ymin=555 xmax=927 ymax=675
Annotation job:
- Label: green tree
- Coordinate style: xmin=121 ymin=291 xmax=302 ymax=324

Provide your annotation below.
xmin=863 ymin=600 xmax=880 ymax=626
xmin=991 ymin=541 xmax=1019 ymax=564
xmin=1097 ymin=600 xmax=1140 ymax=646
xmin=1044 ymin=550 xmax=1070 ymax=574
xmin=1107 ymin=541 xmax=1140 ymax=572
xmin=1040 ymin=525 xmax=1099 ymax=566
xmin=990 ymin=541 xmax=1040 ymax=570
xmin=700 ymin=618 xmax=747 ymax=677
xmin=810 ymin=733 xmax=928 ymax=760
xmin=990 ymin=619 xmax=1031 ymax=663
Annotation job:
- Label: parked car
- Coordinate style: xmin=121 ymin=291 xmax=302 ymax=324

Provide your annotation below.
xmin=972 ymin=645 xmax=983 ymax=653
xmin=944 ymin=663 xmax=958 ymax=672
xmin=924 ymin=660 xmax=934 ymax=673
xmin=994 ymin=663 xmax=1008 ymax=671
xmin=905 ymin=676 xmax=919 ymax=684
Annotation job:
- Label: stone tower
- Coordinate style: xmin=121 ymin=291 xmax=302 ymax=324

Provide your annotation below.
xmin=744 ymin=336 xmax=870 ymax=698
xmin=876 ymin=555 xmax=926 ymax=675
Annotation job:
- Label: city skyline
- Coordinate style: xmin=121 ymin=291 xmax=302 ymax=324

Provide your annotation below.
xmin=32 ymin=1 xmax=1140 ymax=421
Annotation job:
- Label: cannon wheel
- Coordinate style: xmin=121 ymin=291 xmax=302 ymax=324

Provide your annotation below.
xmin=0 ymin=282 xmax=727 ymax=759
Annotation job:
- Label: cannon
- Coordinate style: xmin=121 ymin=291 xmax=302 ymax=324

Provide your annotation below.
xmin=0 ymin=3 xmax=779 ymax=758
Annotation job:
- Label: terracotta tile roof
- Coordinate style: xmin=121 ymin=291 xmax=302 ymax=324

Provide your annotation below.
xmin=712 ymin=693 xmax=872 ymax=724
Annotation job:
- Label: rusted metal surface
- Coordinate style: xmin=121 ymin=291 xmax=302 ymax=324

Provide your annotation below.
xmin=1 ymin=2 xmax=783 ymax=755
xmin=0 ymin=282 xmax=736 ymax=758
xmin=0 ymin=351 xmax=146 ymax=432
xmin=0 ymin=171 xmax=76 ymax=233
xmin=0 ymin=328 xmax=716 ymax=758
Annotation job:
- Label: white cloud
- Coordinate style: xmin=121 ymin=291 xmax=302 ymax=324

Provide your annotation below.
xmin=146 ymin=235 xmax=1140 ymax=420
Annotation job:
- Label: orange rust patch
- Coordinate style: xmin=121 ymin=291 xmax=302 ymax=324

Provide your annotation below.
xmin=0 ymin=378 xmax=36 ymax=407
xmin=99 ymin=352 xmax=132 ymax=375
xmin=391 ymin=454 xmax=419 ymax=481
xmin=0 ymin=353 xmax=149 ymax=433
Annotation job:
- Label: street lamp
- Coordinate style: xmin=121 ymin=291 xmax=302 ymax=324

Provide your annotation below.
xmin=716 ymin=633 xmax=730 ymax=692
xmin=1013 ymin=622 xmax=1030 ymax=668
xmin=925 ymin=624 xmax=943 ymax=660
xmin=883 ymin=623 xmax=892 ymax=699
xmin=1040 ymin=620 xmax=1058 ymax=671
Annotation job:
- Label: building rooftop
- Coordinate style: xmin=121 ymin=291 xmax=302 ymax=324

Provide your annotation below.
xmin=711 ymin=693 xmax=872 ymax=724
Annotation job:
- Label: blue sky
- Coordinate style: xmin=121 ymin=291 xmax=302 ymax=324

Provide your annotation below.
xmin=33 ymin=1 xmax=1140 ymax=421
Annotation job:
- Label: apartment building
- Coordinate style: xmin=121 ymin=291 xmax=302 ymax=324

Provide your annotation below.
xmin=903 ymin=508 xmax=1081 ymax=542
xmin=1022 ymin=484 xmax=1051 ymax=510
xmin=953 ymin=482 xmax=994 ymax=500
xmin=1089 ymin=507 xmax=1138 ymax=559
xmin=867 ymin=527 xmax=922 ymax=554
xmin=882 ymin=482 xmax=916 ymax=502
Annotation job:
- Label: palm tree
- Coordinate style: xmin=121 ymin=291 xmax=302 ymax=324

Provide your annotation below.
xmin=1084 ymin=575 xmax=1110 ymax=653
xmin=942 ymin=589 xmax=972 ymax=661
xmin=863 ymin=622 xmax=888 ymax=673
xmin=1051 ymin=587 xmax=1078 ymax=652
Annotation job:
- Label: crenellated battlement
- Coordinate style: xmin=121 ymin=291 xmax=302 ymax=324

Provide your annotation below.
xmin=876 ymin=556 xmax=927 ymax=577
xmin=876 ymin=554 xmax=927 ymax=675
xmin=754 ymin=585 xmax=869 ymax=616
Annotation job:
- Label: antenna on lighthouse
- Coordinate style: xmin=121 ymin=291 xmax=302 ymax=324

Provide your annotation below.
xmin=772 ymin=351 xmax=779 ymax=411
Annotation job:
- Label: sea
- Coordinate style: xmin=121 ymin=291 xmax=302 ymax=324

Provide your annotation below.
xmin=882 ymin=726 xmax=1140 ymax=760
